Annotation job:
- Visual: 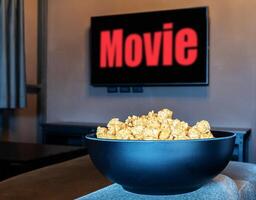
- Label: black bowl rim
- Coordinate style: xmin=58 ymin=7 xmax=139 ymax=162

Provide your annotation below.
xmin=85 ymin=131 xmax=236 ymax=143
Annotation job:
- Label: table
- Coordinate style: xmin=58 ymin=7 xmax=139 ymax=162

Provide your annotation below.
xmin=0 ymin=141 xmax=87 ymax=180
xmin=0 ymin=155 xmax=255 ymax=200
xmin=0 ymin=155 xmax=111 ymax=199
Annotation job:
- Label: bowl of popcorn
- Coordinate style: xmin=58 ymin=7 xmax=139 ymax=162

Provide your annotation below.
xmin=86 ymin=109 xmax=235 ymax=195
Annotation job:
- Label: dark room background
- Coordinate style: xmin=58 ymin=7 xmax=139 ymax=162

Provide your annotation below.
xmin=1 ymin=0 xmax=255 ymax=163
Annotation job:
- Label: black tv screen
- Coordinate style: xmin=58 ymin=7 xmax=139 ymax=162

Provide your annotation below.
xmin=90 ymin=7 xmax=209 ymax=86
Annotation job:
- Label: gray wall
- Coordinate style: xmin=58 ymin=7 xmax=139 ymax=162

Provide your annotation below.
xmin=46 ymin=0 xmax=256 ymax=162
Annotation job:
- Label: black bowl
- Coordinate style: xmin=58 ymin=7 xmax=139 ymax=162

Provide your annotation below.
xmin=85 ymin=131 xmax=235 ymax=195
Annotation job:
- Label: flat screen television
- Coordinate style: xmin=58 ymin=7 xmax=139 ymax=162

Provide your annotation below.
xmin=90 ymin=7 xmax=209 ymax=86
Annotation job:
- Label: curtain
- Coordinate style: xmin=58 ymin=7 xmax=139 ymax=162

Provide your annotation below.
xmin=0 ymin=0 xmax=26 ymax=109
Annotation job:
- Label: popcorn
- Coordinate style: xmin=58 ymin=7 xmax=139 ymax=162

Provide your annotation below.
xmin=96 ymin=109 xmax=214 ymax=140
xmin=159 ymin=128 xmax=171 ymax=140
xmin=188 ymin=127 xmax=201 ymax=139
xmin=194 ymin=120 xmax=211 ymax=134
xmin=157 ymin=109 xmax=173 ymax=120
xmin=116 ymin=128 xmax=133 ymax=140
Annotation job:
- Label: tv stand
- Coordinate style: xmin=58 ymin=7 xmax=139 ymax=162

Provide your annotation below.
xmin=41 ymin=122 xmax=250 ymax=162
xmin=41 ymin=122 xmax=105 ymax=146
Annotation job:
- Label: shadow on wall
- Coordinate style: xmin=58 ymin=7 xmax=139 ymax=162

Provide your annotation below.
xmin=87 ymin=85 xmax=209 ymax=98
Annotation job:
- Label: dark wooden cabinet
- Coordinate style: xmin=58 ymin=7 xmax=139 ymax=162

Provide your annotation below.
xmin=212 ymin=127 xmax=250 ymax=162
xmin=41 ymin=122 xmax=106 ymax=146
xmin=42 ymin=123 xmax=250 ymax=162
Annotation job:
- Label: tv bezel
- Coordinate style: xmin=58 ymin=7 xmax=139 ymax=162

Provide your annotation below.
xmin=90 ymin=7 xmax=209 ymax=87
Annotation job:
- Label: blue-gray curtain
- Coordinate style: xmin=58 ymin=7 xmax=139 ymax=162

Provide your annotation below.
xmin=0 ymin=0 xmax=26 ymax=109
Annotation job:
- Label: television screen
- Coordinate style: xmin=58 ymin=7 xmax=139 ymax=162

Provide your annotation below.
xmin=90 ymin=7 xmax=209 ymax=86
